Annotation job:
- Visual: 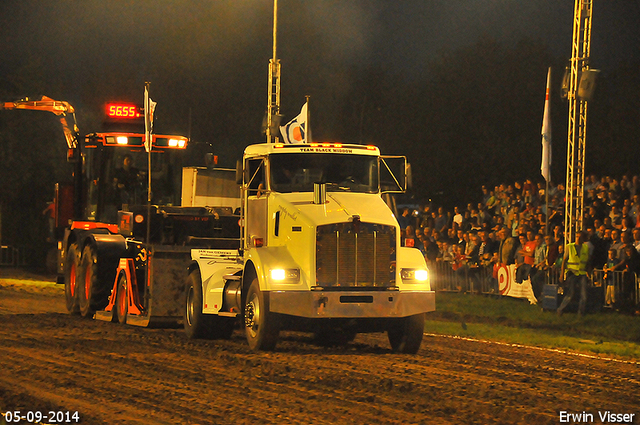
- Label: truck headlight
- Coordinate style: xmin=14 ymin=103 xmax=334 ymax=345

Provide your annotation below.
xmin=400 ymin=268 xmax=428 ymax=282
xmin=270 ymin=268 xmax=300 ymax=282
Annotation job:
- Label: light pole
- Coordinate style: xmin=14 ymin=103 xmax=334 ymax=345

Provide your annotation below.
xmin=563 ymin=0 xmax=593 ymax=247
xmin=265 ymin=0 xmax=281 ymax=143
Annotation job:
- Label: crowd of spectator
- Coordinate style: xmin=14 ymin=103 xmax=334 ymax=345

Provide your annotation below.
xmin=398 ymin=174 xmax=640 ymax=314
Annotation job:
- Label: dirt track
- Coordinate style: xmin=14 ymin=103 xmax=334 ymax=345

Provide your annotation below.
xmin=1 ymin=275 xmax=639 ymax=425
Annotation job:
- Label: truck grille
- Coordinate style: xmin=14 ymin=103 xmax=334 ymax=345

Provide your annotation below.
xmin=316 ymin=222 xmax=395 ymax=288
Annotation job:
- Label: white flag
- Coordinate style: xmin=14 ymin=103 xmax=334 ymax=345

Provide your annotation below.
xmin=144 ymin=85 xmax=157 ymax=152
xmin=280 ymin=102 xmax=307 ymax=144
xmin=541 ymin=67 xmax=552 ymax=182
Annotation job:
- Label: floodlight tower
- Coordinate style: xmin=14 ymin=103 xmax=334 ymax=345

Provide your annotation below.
xmin=564 ymin=0 xmax=593 ymax=246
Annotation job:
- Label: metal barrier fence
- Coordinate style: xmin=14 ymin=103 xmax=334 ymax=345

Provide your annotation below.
xmin=1 ymin=246 xmax=16 ymax=266
xmin=429 ymin=261 xmax=639 ymax=310
xmin=429 ymin=261 xmax=496 ymax=294
xmin=0 ymin=246 xmax=32 ymax=267
xmin=592 ymin=268 xmax=639 ymax=309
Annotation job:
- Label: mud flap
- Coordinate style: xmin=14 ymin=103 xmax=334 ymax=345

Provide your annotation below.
xmin=95 ymin=247 xmax=191 ymax=327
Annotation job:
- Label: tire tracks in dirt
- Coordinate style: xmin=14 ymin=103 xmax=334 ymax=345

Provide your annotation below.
xmin=1 ymin=303 xmax=639 ymax=424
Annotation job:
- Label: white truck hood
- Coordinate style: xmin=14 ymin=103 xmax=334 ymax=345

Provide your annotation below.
xmin=275 ymin=192 xmax=398 ymax=228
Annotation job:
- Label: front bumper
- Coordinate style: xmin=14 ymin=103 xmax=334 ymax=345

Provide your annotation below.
xmin=268 ymin=290 xmax=435 ymax=318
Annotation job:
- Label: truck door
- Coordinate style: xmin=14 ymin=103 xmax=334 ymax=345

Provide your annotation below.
xmin=245 ymin=157 xmax=267 ymax=248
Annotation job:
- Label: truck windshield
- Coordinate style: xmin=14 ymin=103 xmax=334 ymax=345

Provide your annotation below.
xmin=270 ymin=153 xmax=378 ymax=193
xmin=86 ymin=147 xmax=182 ymax=222
xmin=107 ymin=149 xmax=181 ymax=206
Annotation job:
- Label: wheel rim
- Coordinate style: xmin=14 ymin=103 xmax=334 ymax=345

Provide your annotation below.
xmin=84 ymin=264 xmax=92 ymax=300
xmin=70 ymin=262 xmax=76 ymax=297
xmin=186 ymin=286 xmax=195 ymax=327
xmin=118 ymin=279 xmax=127 ymax=318
xmin=245 ymin=293 xmax=260 ymax=338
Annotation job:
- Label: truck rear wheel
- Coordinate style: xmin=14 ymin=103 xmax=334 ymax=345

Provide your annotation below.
xmin=78 ymin=245 xmax=110 ymax=317
xmin=387 ymin=313 xmax=425 ymax=354
xmin=78 ymin=245 xmax=109 ymax=317
xmin=244 ymin=278 xmax=280 ymax=351
xmin=184 ymin=269 xmax=234 ymax=340
xmin=64 ymin=244 xmax=80 ymax=314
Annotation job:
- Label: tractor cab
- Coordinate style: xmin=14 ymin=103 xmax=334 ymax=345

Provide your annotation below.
xmin=81 ymin=132 xmax=187 ymax=224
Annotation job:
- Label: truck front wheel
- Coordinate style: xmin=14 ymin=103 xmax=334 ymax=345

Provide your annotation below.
xmin=387 ymin=313 xmax=425 ymax=354
xmin=184 ymin=269 xmax=234 ymax=340
xmin=244 ymin=278 xmax=280 ymax=351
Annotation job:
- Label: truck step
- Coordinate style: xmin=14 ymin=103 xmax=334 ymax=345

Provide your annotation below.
xmin=217 ymin=311 xmax=239 ymax=317
xmin=223 ymin=274 xmax=242 ymax=281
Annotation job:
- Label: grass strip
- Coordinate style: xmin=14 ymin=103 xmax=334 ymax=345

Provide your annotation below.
xmin=0 ymin=278 xmax=63 ymax=292
xmin=427 ymin=292 xmax=640 ymax=359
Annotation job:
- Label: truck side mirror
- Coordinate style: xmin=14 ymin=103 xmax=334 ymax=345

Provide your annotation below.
xmin=380 ymin=156 xmax=407 ymax=193
xmin=205 ymin=153 xmax=218 ymax=169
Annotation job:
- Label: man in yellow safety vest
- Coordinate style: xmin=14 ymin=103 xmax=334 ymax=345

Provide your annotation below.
xmin=558 ymin=231 xmax=592 ymax=316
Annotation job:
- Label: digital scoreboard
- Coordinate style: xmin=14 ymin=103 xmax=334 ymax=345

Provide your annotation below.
xmin=104 ymin=103 xmax=144 ymax=122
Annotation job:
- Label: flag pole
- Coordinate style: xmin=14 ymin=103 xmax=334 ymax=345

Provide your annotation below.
xmin=266 ymin=0 xmax=280 ymax=143
xmin=541 ymin=67 xmax=552 ymax=237
xmin=541 ymin=67 xmax=552 ymax=289
xmin=144 ymin=82 xmax=152 ymax=245
xmin=305 ymin=95 xmax=311 ymax=144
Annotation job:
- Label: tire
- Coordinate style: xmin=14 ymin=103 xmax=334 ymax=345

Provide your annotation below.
xmin=387 ymin=313 xmax=425 ymax=354
xmin=64 ymin=244 xmax=80 ymax=314
xmin=78 ymin=245 xmax=110 ymax=317
xmin=184 ymin=269 xmax=234 ymax=340
xmin=115 ymin=273 xmax=128 ymax=325
xmin=244 ymin=278 xmax=280 ymax=351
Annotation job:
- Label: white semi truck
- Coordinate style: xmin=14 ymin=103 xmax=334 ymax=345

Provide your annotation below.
xmin=185 ymin=142 xmax=435 ymax=353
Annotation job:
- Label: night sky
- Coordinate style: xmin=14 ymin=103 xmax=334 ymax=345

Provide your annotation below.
xmin=1 ymin=0 xmax=639 ymax=210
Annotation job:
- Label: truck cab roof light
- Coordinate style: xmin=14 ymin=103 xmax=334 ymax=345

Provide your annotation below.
xmin=307 ymin=143 xmax=344 ymax=148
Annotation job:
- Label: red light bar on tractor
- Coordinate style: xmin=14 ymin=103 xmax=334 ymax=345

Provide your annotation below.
xmin=85 ymin=133 xmax=188 ymax=149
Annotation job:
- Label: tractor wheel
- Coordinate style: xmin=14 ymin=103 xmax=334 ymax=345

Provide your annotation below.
xmin=244 ymin=278 xmax=280 ymax=351
xmin=184 ymin=269 xmax=234 ymax=340
xmin=387 ymin=313 xmax=425 ymax=354
xmin=115 ymin=273 xmax=129 ymax=325
xmin=64 ymin=244 xmax=80 ymax=314
xmin=78 ymin=245 xmax=110 ymax=317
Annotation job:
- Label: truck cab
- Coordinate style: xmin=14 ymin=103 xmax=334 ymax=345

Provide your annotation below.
xmin=189 ymin=142 xmax=435 ymax=353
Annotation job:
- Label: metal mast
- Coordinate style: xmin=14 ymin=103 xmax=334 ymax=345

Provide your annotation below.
xmin=265 ymin=0 xmax=281 ymax=143
xmin=564 ymin=0 xmax=593 ymax=246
